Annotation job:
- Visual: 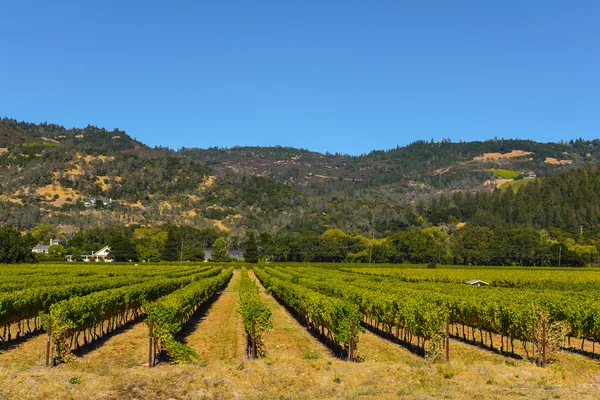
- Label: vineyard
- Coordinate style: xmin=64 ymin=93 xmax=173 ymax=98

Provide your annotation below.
xmin=1 ymin=262 xmax=600 ymax=399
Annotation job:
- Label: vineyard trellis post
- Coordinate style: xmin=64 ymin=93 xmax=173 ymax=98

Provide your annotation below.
xmin=45 ymin=317 xmax=52 ymax=367
xmin=348 ymin=320 xmax=355 ymax=362
xmin=445 ymin=320 xmax=450 ymax=362
xmin=541 ymin=319 xmax=547 ymax=367
xmin=148 ymin=318 xmax=154 ymax=367
xmin=251 ymin=320 xmax=257 ymax=359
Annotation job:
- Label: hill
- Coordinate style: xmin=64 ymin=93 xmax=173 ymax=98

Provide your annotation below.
xmin=0 ymin=117 xmax=598 ymax=236
xmin=178 ymin=139 xmax=599 ymax=196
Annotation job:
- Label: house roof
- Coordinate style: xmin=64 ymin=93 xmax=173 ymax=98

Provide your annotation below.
xmin=32 ymin=245 xmax=50 ymax=251
xmin=465 ymin=279 xmax=489 ymax=285
xmin=94 ymin=246 xmax=111 ymax=256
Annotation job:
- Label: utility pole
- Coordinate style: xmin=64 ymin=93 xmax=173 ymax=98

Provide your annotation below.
xmin=368 ymin=231 xmax=374 ymax=266
xmin=180 ymin=240 xmax=184 ymax=266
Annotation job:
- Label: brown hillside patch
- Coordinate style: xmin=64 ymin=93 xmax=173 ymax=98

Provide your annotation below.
xmin=201 ymin=175 xmax=216 ymax=188
xmin=75 ymin=153 xmax=114 ymax=163
xmin=432 ymin=166 xmax=452 ymax=175
xmin=65 ymin=166 xmax=85 ymax=176
xmin=41 ymin=137 xmax=59 ymax=144
xmin=122 ymin=201 xmax=146 ymax=211
xmin=35 ymin=185 xmax=80 ymax=205
xmin=95 ymin=175 xmax=118 ymax=191
xmin=473 ymin=150 xmax=532 ymax=161
xmin=484 ymin=178 xmax=512 ymax=188
xmin=0 ymin=195 xmax=24 ymax=204
xmin=84 ymin=155 xmax=113 ymax=163
xmin=212 ymin=220 xmax=227 ymax=230
xmin=0 ymin=148 xmax=8 ymax=154
xmin=545 ymin=157 xmax=572 ymax=165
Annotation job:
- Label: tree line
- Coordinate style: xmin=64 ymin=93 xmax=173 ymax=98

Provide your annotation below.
xmin=4 ymin=222 xmax=596 ymax=266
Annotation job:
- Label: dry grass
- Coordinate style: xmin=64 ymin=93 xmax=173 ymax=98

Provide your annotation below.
xmin=473 ymin=150 xmax=532 ymax=161
xmin=2 ymin=270 xmax=600 ymax=399
xmin=184 ymin=270 xmax=246 ymax=363
xmin=35 ymin=184 xmax=80 ymax=206
xmin=201 ymin=175 xmax=216 ymax=188
xmin=545 ymin=157 xmax=572 ymax=165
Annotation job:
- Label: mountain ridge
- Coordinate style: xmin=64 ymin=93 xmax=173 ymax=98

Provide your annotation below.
xmin=0 ymin=117 xmax=598 ymax=236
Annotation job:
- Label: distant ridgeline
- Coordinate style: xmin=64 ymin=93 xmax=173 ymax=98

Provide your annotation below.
xmin=0 ymin=117 xmax=599 ymax=260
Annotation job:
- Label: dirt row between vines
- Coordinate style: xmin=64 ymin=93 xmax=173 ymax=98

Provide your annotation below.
xmin=0 ymin=269 xmax=599 ymax=399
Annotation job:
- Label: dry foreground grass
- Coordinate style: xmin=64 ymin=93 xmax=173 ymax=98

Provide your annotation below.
xmin=1 ymin=271 xmax=600 ymax=399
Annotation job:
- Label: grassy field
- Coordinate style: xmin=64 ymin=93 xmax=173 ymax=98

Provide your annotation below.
xmin=487 ymin=169 xmax=520 ymax=179
xmin=499 ymin=177 xmax=540 ymax=191
xmin=2 ymin=264 xmax=600 ymax=399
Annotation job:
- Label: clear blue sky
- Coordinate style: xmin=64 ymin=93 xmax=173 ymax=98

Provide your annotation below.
xmin=1 ymin=1 xmax=599 ymax=155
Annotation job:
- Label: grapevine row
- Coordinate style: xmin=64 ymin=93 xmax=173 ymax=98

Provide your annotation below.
xmin=145 ymin=267 xmax=233 ymax=365
xmin=238 ymin=268 xmax=271 ymax=359
xmin=46 ymin=266 xmax=224 ymax=362
xmin=255 ymin=268 xmax=362 ymax=361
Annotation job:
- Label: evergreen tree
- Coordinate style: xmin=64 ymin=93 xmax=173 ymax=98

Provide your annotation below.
xmin=211 ymin=237 xmax=229 ymax=262
xmin=162 ymin=226 xmax=182 ymax=261
xmin=245 ymin=231 xmax=259 ymax=263
xmin=180 ymin=225 xmax=205 ymax=261
xmin=258 ymin=231 xmax=276 ymax=260
xmin=109 ymin=236 xmax=139 ymax=262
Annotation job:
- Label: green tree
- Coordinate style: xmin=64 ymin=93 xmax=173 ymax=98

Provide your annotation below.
xmin=162 ymin=226 xmax=182 ymax=261
xmin=179 ymin=225 xmax=205 ymax=261
xmin=110 ymin=236 xmax=139 ymax=262
xmin=0 ymin=225 xmax=37 ymax=263
xmin=133 ymin=226 xmax=168 ymax=261
xmin=48 ymin=244 xmax=66 ymax=258
xmin=211 ymin=237 xmax=229 ymax=262
xmin=258 ymin=232 xmax=275 ymax=260
xmin=245 ymin=231 xmax=259 ymax=263
xmin=31 ymin=224 xmax=58 ymax=245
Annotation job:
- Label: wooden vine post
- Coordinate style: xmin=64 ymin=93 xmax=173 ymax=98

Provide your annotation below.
xmin=541 ymin=318 xmax=547 ymax=367
xmin=148 ymin=318 xmax=154 ymax=367
xmin=45 ymin=317 xmax=52 ymax=367
xmin=445 ymin=320 xmax=450 ymax=362
xmin=348 ymin=320 xmax=355 ymax=362
xmin=251 ymin=320 xmax=257 ymax=359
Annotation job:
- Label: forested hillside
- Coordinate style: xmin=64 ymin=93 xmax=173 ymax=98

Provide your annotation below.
xmin=1 ymin=117 xmax=600 ymax=263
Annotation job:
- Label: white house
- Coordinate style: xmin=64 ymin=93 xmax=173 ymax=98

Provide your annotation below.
xmin=32 ymin=245 xmax=50 ymax=254
xmin=32 ymin=238 xmax=61 ymax=254
xmin=82 ymin=246 xmax=113 ymax=262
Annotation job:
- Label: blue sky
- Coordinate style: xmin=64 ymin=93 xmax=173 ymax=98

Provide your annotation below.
xmin=1 ymin=1 xmax=599 ymax=155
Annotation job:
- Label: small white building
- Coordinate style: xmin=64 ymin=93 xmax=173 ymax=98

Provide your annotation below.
xmin=84 ymin=197 xmax=113 ymax=208
xmin=82 ymin=246 xmax=113 ymax=262
xmin=465 ymin=279 xmax=489 ymax=286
